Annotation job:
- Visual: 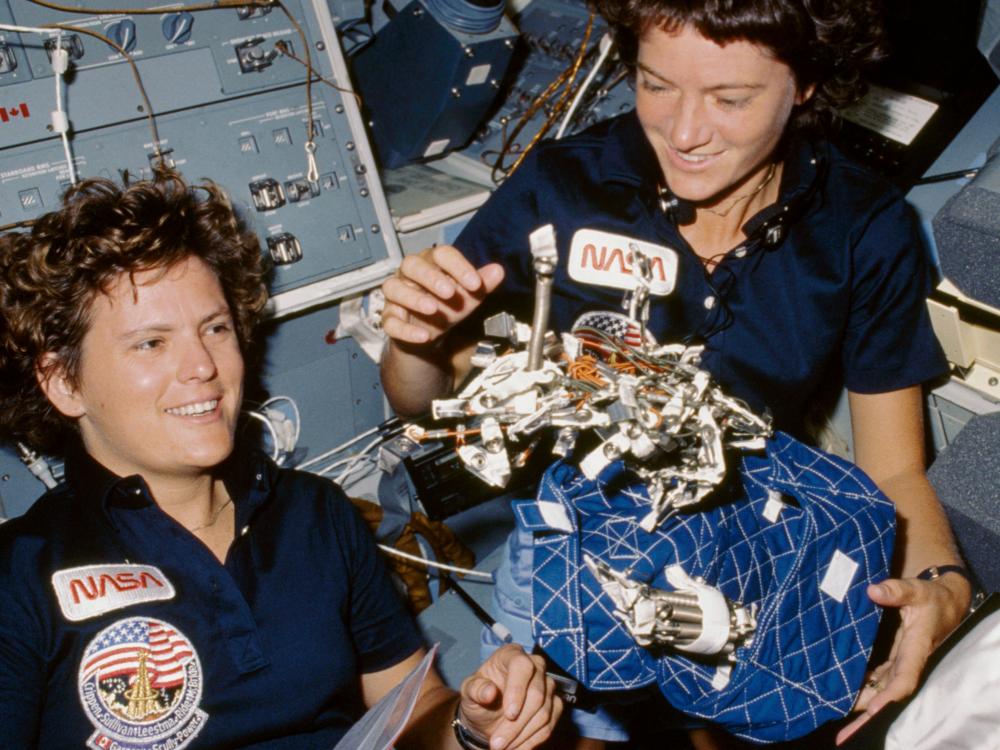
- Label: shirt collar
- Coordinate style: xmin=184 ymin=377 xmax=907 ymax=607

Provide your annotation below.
xmin=599 ymin=110 xmax=664 ymax=189
xmin=63 ymin=437 xmax=275 ymax=529
xmin=740 ymin=134 xmax=828 ymax=247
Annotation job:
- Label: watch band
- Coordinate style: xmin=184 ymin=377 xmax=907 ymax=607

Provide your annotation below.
xmin=451 ymin=703 xmax=490 ymax=750
xmin=916 ymin=564 xmax=987 ymax=612
xmin=916 ymin=564 xmax=972 ymax=583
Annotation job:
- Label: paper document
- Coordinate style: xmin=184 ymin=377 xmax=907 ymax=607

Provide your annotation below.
xmin=332 ymin=644 xmax=438 ymax=750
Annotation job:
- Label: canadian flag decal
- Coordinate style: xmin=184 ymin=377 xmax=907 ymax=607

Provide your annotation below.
xmin=0 ymin=103 xmax=30 ymax=123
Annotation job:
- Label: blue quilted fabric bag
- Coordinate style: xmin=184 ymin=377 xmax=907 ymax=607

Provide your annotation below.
xmin=512 ymin=432 xmax=896 ymax=743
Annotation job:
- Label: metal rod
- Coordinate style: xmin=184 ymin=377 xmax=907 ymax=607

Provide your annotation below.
xmin=527 ymin=224 xmax=558 ymax=370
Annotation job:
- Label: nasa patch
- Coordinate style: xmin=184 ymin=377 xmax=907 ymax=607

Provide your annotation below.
xmin=52 ymin=564 xmax=175 ymax=622
xmin=568 ymin=229 xmax=678 ymax=295
xmin=78 ymin=616 xmax=207 ymax=750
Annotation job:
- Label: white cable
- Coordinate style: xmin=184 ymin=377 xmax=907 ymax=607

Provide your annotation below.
xmin=243 ymin=410 xmax=281 ymax=461
xmin=0 ymin=23 xmax=61 ymax=34
xmin=320 ymin=455 xmax=376 ymax=482
xmin=555 ymin=33 xmax=615 ymax=140
xmin=333 ymin=436 xmax=382 ymax=484
xmin=315 ymin=452 xmax=370 ymax=474
xmin=332 ymin=457 xmax=378 ymax=490
xmin=52 ymin=32 xmax=78 ymax=185
xmin=0 ymin=24 xmax=78 ymax=183
xmin=295 ymin=425 xmax=380 ymax=470
xmin=376 ymin=544 xmax=494 ymax=581
xmin=261 ymin=395 xmax=301 ymax=447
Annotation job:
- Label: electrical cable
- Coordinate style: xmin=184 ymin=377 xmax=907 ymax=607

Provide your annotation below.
xmin=913 ymin=167 xmax=981 ymax=185
xmin=492 ymin=11 xmax=597 ymax=182
xmin=296 ymin=425 xmax=380 ymax=470
xmin=51 ymin=32 xmax=77 ymax=185
xmin=274 ymin=39 xmax=362 ymax=106
xmin=260 ymin=395 xmax=301 ymax=449
xmin=270 ymin=1 xmax=320 ymax=181
xmin=331 ymin=457 xmax=378 ymax=489
xmin=332 ymin=436 xmax=382 ymax=484
xmin=555 ymin=32 xmax=614 ymax=140
xmin=26 ymin=0 xmax=319 ymax=181
xmin=27 ymin=0 xmax=274 ymax=15
xmin=0 ymin=24 xmax=78 ymax=183
xmin=315 ymin=452 xmax=373 ymax=473
xmin=442 ymin=572 xmax=513 ymax=642
xmin=243 ymin=410 xmax=282 ymax=461
xmin=0 ymin=21 xmax=60 ymax=33
xmin=46 ymin=22 xmax=165 ymax=169
xmin=376 ymin=544 xmax=494 ymax=580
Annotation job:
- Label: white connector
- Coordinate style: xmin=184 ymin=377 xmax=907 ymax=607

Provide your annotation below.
xmin=50 ymin=47 xmax=70 ymax=75
xmin=262 ymin=407 xmax=298 ymax=455
xmin=50 ymin=110 xmax=69 ymax=134
xmin=17 ymin=442 xmax=59 ymax=490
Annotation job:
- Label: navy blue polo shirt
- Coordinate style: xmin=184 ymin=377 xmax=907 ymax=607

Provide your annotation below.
xmin=0 ymin=441 xmax=423 ymax=749
xmin=455 ymin=112 xmax=948 ymax=435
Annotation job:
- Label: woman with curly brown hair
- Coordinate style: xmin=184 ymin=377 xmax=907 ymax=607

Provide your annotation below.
xmin=0 ymin=175 xmax=561 ymax=749
xmin=378 ymin=0 xmax=972 ymax=747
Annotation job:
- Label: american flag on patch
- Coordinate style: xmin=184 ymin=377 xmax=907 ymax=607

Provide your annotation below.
xmin=572 ymin=311 xmax=653 ymax=349
xmin=82 ymin=618 xmax=194 ymax=689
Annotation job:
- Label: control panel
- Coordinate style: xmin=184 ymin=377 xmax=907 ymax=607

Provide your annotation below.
xmin=0 ymin=0 xmax=400 ymax=316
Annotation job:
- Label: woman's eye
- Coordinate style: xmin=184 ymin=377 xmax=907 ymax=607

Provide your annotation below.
xmin=641 ymin=80 xmax=667 ymax=94
xmin=717 ymin=96 xmax=750 ymax=110
xmin=207 ymin=321 xmax=233 ymax=336
xmin=136 ymin=339 xmax=163 ymax=351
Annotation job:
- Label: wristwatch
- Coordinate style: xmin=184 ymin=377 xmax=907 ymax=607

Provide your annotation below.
xmin=917 ymin=564 xmax=984 ymax=611
xmin=916 ymin=564 xmax=972 ymax=583
xmin=451 ymin=703 xmax=490 ymax=750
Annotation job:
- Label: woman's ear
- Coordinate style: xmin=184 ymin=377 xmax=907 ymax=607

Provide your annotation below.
xmin=796 ymin=82 xmax=817 ymax=106
xmin=36 ymin=354 xmax=85 ymax=418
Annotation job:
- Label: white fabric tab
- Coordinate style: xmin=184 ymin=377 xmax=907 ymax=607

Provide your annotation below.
xmin=763 ymin=489 xmax=786 ymax=523
xmin=712 ymin=663 xmax=732 ymax=691
xmin=665 ymin=565 xmax=731 ymax=655
xmin=537 ymin=500 xmax=574 ymax=533
xmin=52 ymin=564 xmax=175 ymax=622
xmin=819 ymin=550 xmax=859 ymax=603
xmin=568 ymin=229 xmax=678 ymax=295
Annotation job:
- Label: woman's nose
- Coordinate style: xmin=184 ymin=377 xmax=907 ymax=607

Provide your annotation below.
xmin=669 ymin=95 xmax=712 ymax=152
xmin=178 ymin=337 xmax=218 ymax=382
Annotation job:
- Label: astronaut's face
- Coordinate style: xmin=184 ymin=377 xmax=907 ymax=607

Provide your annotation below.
xmin=635 ymin=24 xmax=812 ymax=208
xmin=45 ymin=256 xmax=244 ymax=485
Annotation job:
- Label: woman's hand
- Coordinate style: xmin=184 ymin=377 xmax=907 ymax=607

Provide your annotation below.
xmin=835 ymin=573 xmax=972 ymax=744
xmin=379 ymin=245 xmax=505 ymax=416
xmin=458 ymin=643 xmax=563 ymax=750
xmin=381 ymin=245 xmax=505 ymax=346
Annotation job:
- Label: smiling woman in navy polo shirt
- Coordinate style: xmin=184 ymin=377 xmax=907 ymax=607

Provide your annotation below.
xmin=0 ymin=174 xmax=561 ymax=750
xmin=378 ymin=1 xmax=973 ymax=748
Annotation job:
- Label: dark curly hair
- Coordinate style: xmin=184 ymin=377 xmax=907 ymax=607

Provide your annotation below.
xmin=592 ymin=0 xmax=888 ymax=132
xmin=0 ymin=172 xmax=269 ymax=455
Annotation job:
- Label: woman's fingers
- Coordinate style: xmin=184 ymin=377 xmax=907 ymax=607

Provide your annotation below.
xmin=380 ymin=246 xmax=506 ymax=345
